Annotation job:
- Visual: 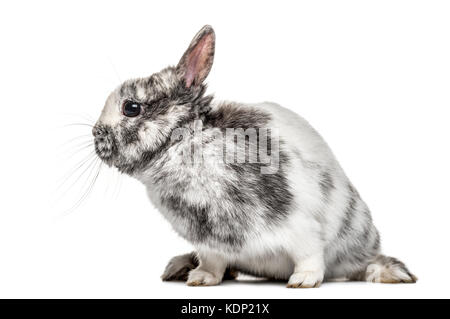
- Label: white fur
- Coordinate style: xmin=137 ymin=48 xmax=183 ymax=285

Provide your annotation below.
xmin=97 ymin=90 xmax=121 ymax=127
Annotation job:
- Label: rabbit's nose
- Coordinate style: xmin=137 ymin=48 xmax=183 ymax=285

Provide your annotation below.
xmin=93 ymin=125 xmax=116 ymax=161
xmin=92 ymin=125 xmax=108 ymax=138
xmin=92 ymin=126 xmax=101 ymax=137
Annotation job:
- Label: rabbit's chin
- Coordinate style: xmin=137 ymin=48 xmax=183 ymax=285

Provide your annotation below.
xmin=107 ymin=153 xmax=151 ymax=176
xmin=93 ymin=148 xmax=114 ymax=166
xmin=94 ymin=148 xmax=124 ymax=171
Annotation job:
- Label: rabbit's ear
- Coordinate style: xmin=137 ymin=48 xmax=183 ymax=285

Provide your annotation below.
xmin=177 ymin=25 xmax=215 ymax=88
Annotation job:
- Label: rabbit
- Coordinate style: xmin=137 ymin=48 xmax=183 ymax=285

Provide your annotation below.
xmin=92 ymin=25 xmax=416 ymax=287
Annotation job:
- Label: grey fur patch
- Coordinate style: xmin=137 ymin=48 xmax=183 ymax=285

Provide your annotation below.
xmin=318 ymin=171 xmax=335 ymax=200
xmin=204 ymin=102 xmax=271 ymax=130
xmin=161 ymin=252 xmax=198 ymax=281
xmin=372 ymin=231 xmax=381 ymax=251
xmin=225 ymin=149 xmax=293 ymax=225
xmin=327 ymin=183 xmax=380 ymax=269
xmin=337 ymin=190 xmax=358 ymax=238
xmin=160 ymin=195 xmax=246 ymax=247
xmin=161 ymin=252 xmax=238 ymax=281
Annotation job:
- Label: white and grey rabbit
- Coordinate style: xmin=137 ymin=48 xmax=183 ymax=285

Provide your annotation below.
xmin=92 ymin=25 xmax=416 ymax=287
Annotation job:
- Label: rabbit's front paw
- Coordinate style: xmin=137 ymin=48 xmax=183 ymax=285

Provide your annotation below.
xmin=287 ymin=270 xmax=323 ymax=288
xmin=187 ymin=268 xmax=222 ymax=286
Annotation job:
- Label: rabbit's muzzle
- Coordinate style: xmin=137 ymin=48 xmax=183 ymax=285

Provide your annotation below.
xmin=92 ymin=125 xmax=117 ymax=164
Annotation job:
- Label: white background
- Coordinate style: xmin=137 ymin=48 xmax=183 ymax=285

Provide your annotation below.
xmin=0 ymin=0 xmax=449 ymax=298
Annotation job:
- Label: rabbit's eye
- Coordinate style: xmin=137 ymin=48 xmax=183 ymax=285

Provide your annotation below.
xmin=122 ymin=100 xmax=141 ymax=117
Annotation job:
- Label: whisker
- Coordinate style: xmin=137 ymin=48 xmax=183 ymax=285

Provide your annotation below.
xmin=62 ymin=123 xmax=94 ymax=128
xmin=70 ymin=140 xmax=94 ymax=150
xmin=115 ymin=171 xmax=123 ymax=199
xmin=59 ymin=158 xmax=100 ymax=214
xmin=66 ymin=159 xmax=102 ymax=213
xmin=77 ymin=113 xmax=96 ymax=123
xmin=103 ymin=164 xmax=114 ymax=197
xmin=56 ymin=161 xmax=97 ymax=202
xmin=57 ymin=151 xmax=96 ymax=189
xmin=59 ymin=139 xmax=94 ymax=154
xmin=57 ymin=135 xmax=93 ymax=150
xmin=114 ymin=170 xmax=124 ymax=199
xmin=54 ymin=112 xmax=103 ymax=214
xmin=60 ymin=142 xmax=95 ymax=160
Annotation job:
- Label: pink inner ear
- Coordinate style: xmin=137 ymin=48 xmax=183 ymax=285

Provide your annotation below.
xmin=185 ymin=35 xmax=213 ymax=88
